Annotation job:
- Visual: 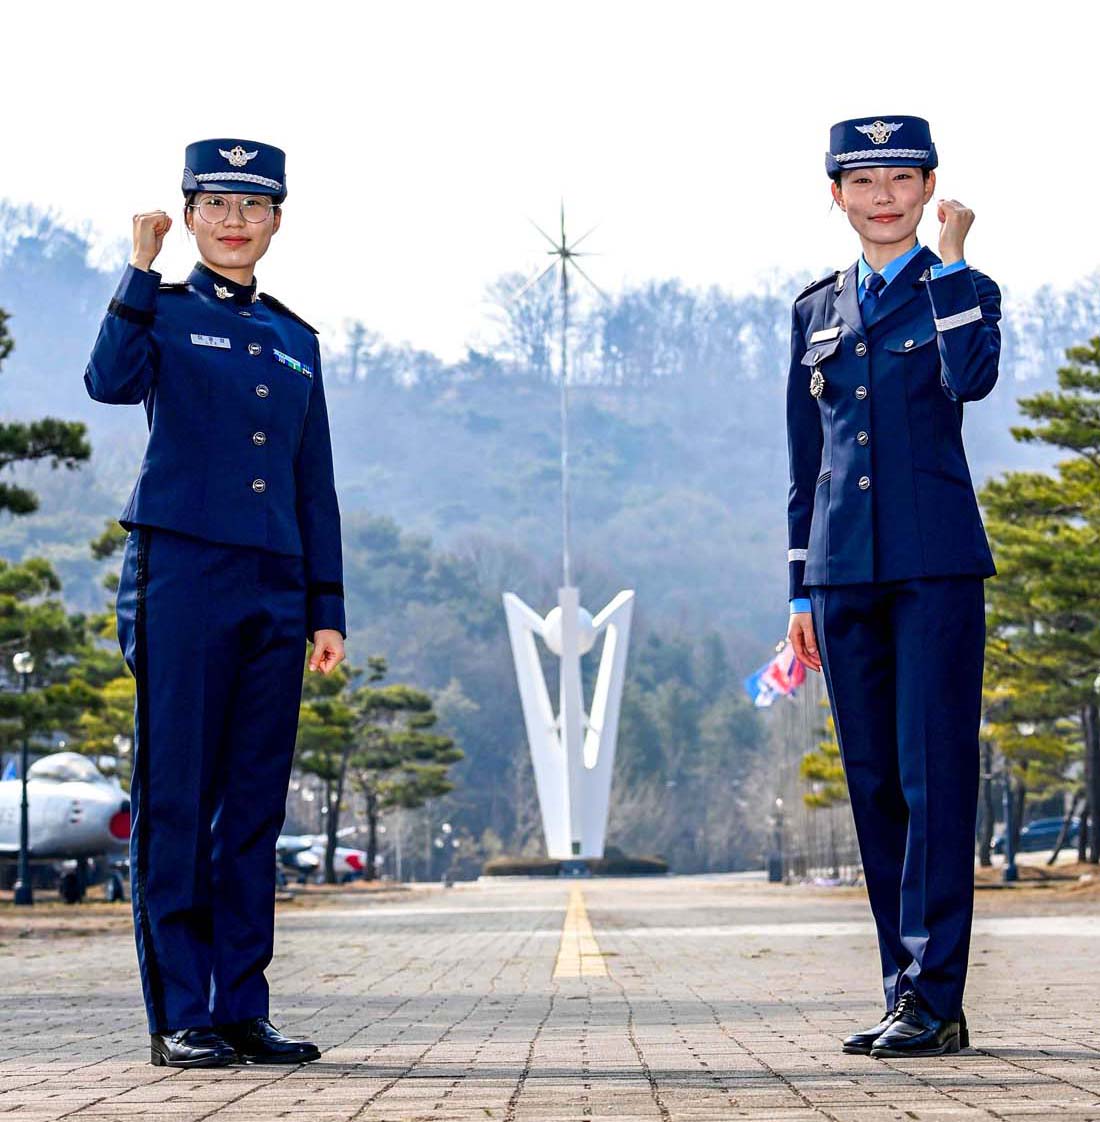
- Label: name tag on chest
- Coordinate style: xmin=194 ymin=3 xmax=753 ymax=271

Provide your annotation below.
xmin=190 ymin=333 xmax=231 ymax=349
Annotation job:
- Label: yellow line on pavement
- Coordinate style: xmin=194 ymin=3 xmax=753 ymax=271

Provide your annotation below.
xmin=553 ymin=885 xmax=607 ymax=978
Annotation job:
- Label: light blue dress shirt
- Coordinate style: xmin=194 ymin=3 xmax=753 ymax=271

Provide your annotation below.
xmin=789 ymin=245 xmax=968 ymax=615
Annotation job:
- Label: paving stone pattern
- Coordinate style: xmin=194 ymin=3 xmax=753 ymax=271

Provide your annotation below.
xmin=0 ymin=876 xmax=1098 ymax=1121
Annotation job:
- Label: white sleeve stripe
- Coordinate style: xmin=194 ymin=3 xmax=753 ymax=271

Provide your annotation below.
xmin=788 ymin=548 xmax=808 ymax=562
xmin=934 ymin=306 xmax=983 ymax=332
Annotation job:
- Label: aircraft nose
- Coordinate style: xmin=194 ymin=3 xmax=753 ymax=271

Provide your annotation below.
xmin=109 ymin=799 xmax=131 ymax=841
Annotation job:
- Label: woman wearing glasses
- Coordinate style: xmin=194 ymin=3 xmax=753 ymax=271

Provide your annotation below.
xmin=85 ymin=139 xmax=345 ymax=1068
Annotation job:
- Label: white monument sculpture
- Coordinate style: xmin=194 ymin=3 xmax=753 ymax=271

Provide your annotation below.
xmin=502 ymin=208 xmax=635 ymax=860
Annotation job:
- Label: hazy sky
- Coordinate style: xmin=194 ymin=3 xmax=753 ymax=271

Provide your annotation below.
xmin=4 ymin=1 xmax=1092 ymax=359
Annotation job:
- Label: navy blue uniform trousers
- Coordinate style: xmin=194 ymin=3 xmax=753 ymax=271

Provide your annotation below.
xmin=117 ymin=526 xmax=306 ymax=1033
xmin=809 ymin=575 xmax=985 ymax=1021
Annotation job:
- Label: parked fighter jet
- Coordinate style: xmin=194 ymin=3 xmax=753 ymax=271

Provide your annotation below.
xmin=276 ymin=830 xmax=369 ymax=884
xmin=0 ymin=752 xmax=130 ymax=902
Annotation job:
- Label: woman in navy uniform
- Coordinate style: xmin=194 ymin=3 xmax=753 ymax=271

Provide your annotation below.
xmin=85 ymin=139 xmax=345 ymax=1068
xmin=785 ymin=117 xmax=1000 ymax=1058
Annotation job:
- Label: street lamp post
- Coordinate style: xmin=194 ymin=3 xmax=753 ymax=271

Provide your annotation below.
xmin=1002 ymin=773 xmax=1019 ymax=884
xmin=12 ymin=651 xmax=35 ymax=906
xmin=767 ymin=796 xmax=786 ymax=884
xmin=112 ymin=733 xmax=131 ymax=782
xmin=1003 ymin=722 xmax=1035 ymax=885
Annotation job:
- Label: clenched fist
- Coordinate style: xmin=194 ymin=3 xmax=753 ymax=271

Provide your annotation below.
xmin=131 ymin=210 xmax=172 ymax=272
xmin=937 ymin=199 xmax=974 ymax=267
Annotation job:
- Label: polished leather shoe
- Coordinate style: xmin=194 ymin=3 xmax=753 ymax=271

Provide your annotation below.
xmin=150 ymin=1028 xmax=237 ymax=1068
xmin=870 ymin=992 xmax=968 ymax=1058
xmin=842 ymin=1004 xmax=901 ymax=1055
xmin=217 ymin=1017 xmax=320 ymax=1064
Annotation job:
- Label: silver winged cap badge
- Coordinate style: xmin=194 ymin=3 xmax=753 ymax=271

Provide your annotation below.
xmin=219 ymin=145 xmax=259 ymax=168
xmin=855 ymin=120 xmax=904 ymax=146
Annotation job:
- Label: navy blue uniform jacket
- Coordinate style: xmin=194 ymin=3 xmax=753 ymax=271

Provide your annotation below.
xmin=85 ymin=262 xmax=346 ymax=638
xmin=786 ymin=246 xmax=999 ymax=601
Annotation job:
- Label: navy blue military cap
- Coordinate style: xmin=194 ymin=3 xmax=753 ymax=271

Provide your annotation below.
xmin=182 ymin=138 xmax=287 ymax=202
xmin=825 ymin=116 xmax=938 ymax=177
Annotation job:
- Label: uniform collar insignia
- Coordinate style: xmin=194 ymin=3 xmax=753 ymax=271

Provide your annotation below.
xmin=189 ymin=262 xmax=258 ymax=307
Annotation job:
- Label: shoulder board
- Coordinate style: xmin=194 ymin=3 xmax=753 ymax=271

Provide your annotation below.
xmin=158 ymin=282 xmax=190 ymax=293
xmin=794 ymin=271 xmax=839 ymax=303
xmin=258 ymin=292 xmax=319 ymax=334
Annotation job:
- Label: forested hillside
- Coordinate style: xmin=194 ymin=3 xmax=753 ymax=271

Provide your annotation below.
xmin=0 ymin=202 xmax=1088 ymax=870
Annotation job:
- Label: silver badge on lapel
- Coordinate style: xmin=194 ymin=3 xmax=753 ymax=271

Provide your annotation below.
xmin=810 ymin=368 xmax=825 ymax=398
xmin=214 ymin=284 xmax=233 ymax=300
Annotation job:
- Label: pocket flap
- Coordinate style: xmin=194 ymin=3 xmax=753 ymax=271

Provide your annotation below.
xmin=800 ymin=337 xmax=842 ymax=366
xmin=885 ymin=330 xmax=937 ymax=354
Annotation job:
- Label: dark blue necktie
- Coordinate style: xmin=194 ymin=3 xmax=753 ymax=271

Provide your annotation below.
xmin=862 ymin=271 xmax=886 ymax=323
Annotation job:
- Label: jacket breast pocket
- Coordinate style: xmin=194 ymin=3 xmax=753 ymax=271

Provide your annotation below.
xmin=800 ymin=337 xmax=842 ymax=368
xmin=884 ymin=329 xmax=937 ymax=358
xmin=800 ymin=337 xmax=842 ymax=403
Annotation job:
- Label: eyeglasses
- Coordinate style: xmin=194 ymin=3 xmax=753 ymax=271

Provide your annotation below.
xmin=188 ymin=195 xmax=276 ymax=224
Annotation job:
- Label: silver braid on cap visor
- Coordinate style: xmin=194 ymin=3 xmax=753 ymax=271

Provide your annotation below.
xmin=833 ymin=147 xmax=930 ymax=164
xmin=193 ymin=171 xmax=282 ymax=190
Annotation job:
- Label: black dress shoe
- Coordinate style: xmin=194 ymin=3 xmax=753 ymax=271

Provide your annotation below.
xmin=150 ymin=1028 xmax=237 ymax=1068
xmin=870 ymin=992 xmax=965 ymax=1058
xmin=842 ymin=1004 xmax=901 ymax=1055
xmin=216 ymin=1017 xmax=320 ymax=1064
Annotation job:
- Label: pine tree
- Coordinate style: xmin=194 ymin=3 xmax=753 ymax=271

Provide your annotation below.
xmin=0 ymin=308 xmax=91 ymax=515
xmin=979 ymin=336 xmax=1100 ymax=862
xmin=799 ymin=698 xmax=848 ymax=876
xmin=346 ymin=660 xmax=463 ymax=881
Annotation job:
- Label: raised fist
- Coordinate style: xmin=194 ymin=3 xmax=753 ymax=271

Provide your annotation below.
xmin=131 ymin=211 xmax=172 ymax=271
xmin=937 ymin=199 xmax=974 ymax=267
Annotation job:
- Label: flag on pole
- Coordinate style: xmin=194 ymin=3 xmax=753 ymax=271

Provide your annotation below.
xmin=743 ymin=640 xmax=806 ymax=708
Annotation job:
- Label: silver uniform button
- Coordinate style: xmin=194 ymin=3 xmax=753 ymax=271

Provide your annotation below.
xmin=252 ymin=478 xmax=266 ymax=493
xmin=857 ymin=430 xmax=869 ymax=445
xmin=855 ymin=385 xmax=868 ymax=399
xmin=248 ymin=343 xmax=262 ymax=356
xmin=239 ymin=310 xmax=252 ymax=317
xmin=904 ymin=338 xmax=914 ymax=349
xmin=252 ymin=431 xmax=267 ymax=446
xmin=858 ymin=475 xmax=871 ymax=490
xmin=855 ymin=341 xmax=868 ymax=356
xmin=255 ymin=384 xmax=269 ymax=398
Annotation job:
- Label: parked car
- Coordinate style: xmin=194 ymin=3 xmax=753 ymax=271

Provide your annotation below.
xmin=992 ymin=816 xmax=1079 ymax=855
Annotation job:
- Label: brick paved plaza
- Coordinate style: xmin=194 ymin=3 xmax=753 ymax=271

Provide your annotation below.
xmin=1 ymin=875 xmax=1098 ymax=1121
